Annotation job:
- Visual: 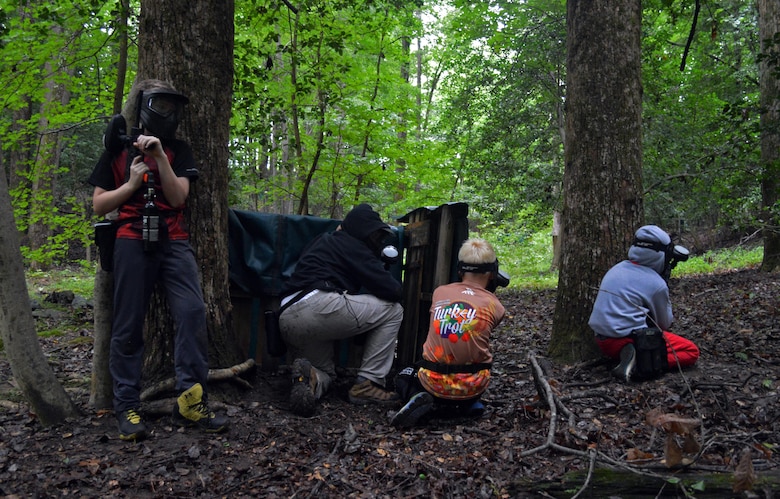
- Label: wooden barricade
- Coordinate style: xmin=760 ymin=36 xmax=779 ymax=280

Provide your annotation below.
xmin=395 ymin=202 xmax=469 ymax=367
xmin=228 ymin=203 xmax=469 ymax=371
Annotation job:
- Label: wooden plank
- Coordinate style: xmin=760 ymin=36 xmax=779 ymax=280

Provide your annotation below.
xmin=404 ymin=220 xmax=430 ymax=247
xmin=433 ymin=205 xmax=455 ymax=288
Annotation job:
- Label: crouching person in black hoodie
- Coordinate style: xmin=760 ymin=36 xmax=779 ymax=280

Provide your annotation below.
xmin=278 ymin=204 xmax=403 ymax=417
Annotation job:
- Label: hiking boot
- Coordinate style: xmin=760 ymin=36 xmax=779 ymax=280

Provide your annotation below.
xmin=391 ymin=391 xmax=434 ymax=428
xmin=172 ymin=383 xmax=229 ymax=433
xmin=290 ymin=358 xmax=317 ymax=417
xmin=348 ymin=379 xmax=400 ymax=406
xmin=117 ymin=408 xmax=148 ymax=441
xmin=612 ymin=343 xmax=637 ymax=383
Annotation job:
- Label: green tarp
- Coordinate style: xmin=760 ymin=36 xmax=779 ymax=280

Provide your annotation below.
xmin=228 ymin=209 xmax=342 ymax=297
xmin=228 ymin=208 xmax=404 ymax=297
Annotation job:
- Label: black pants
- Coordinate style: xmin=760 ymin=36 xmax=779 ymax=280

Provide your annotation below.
xmin=110 ymin=239 xmax=209 ymax=412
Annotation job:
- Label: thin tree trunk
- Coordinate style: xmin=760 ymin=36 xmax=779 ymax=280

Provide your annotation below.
xmin=0 ymin=162 xmax=80 ymax=425
xmin=89 ymin=267 xmax=114 ymax=409
xmin=759 ymin=0 xmax=780 ymax=272
xmin=91 ymin=0 xmax=131 ymax=409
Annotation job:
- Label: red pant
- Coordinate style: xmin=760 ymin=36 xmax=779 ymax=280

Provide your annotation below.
xmin=596 ymin=331 xmax=699 ymax=369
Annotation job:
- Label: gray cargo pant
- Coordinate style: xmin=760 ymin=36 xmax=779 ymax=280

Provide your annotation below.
xmin=279 ymin=290 xmax=403 ymax=398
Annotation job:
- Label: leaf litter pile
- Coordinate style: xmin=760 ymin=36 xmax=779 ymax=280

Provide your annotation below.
xmin=0 ymin=269 xmax=778 ymax=498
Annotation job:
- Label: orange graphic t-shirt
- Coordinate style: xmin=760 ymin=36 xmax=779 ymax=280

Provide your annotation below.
xmin=418 ymin=282 xmax=505 ymax=400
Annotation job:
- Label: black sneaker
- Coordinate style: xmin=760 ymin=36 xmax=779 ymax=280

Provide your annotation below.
xmin=467 ymin=400 xmax=485 ymax=418
xmin=172 ymin=383 xmax=229 ymax=433
xmin=611 ymin=343 xmax=636 ymax=382
xmin=117 ymin=408 xmax=148 ymax=441
xmin=290 ymin=358 xmax=317 ymax=417
xmin=391 ymin=391 xmax=434 ymax=428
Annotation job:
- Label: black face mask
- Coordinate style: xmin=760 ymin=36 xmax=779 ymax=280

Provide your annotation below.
xmin=487 ymin=269 xmax=510 ymax=292
xmin=139 ymin=90 xmax=188 ymax=139
xmin=367 ymin=229 xmax=394 ymax=256
xmin=634 ymin=238 xmax=690 ymax=281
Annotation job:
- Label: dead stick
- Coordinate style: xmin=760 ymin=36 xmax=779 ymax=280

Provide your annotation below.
xmin=570 ymin=448 xmax=597 ymax=499
xmin=140 ymin=358 xmax=256 ymax=401
xmin=520 ymin=352 xmax=560 ymax=456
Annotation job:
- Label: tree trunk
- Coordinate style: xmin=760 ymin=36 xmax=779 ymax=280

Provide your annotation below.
xmin=28 ymin=59 xmax=62 ymax=270
xmin=89 ymin=267 xmax=114 ymax=409
xmin=549 ymin=0 xmax=644 ymax=363
xmin=90 ymin=1 xmax=131 ymax=409
xmin=136 ymin=0 xmax=242 ymax=385
xmin=0 ymin=162 xmax=80 ymax=425
xmin=759 ymin=0 xmax=780 ymax=272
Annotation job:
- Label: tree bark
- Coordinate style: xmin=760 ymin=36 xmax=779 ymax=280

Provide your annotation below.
xmin=89 ymin=266 xmax=114 ymax=409
xmin=90 ymin=1 xmax=130 ymax=409
xmin=0 ymin=162 xmax=80 ymax=425
xmin=759 ymin=0 xmax=780 ymax=272
xmin=549 ymin=0 xmax=644 ymax=363
xmin=136 ymin=0 xmax=242 ymax=384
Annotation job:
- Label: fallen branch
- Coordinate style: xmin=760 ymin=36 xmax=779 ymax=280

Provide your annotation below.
xmin=520 ymin=352 xmax=704 ymax=492
xmin=140 ymin=358 xmax=256 ymax=401
xmin=520 ymin=352 xmax=586 ymax=457
xmin=570 ymin=448 xmax=597 ymax=499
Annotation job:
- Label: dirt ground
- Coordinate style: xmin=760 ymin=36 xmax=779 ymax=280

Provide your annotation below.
xmin=0 ymin=268 xmax=778 ymax=498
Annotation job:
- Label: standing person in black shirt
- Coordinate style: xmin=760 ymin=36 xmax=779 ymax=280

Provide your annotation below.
xmin=89 ymin=79 xmax=228 ymax=441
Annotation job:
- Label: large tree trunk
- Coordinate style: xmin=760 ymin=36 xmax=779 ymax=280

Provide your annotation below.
xmin=137 ymin=0 xmax=242 ymax=384
xmin=549 ymin=0 xmax=644 ymax=363
xmin=0 ymin=163 xmax=80 ymax=425
xmin=759 ymin=0 xmax=780 ymax=272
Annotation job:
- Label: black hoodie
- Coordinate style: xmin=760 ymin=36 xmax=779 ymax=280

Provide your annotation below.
xmin=282 ymin=204 xmax=402 ymax=302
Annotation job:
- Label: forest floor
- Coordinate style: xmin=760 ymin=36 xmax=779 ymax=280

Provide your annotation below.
xmin=0 ymin=268 xmax=779 ymax=498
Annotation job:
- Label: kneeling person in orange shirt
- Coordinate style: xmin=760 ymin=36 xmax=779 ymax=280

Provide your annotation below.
xmin=392 ymin=238 xmax=507 ymax=428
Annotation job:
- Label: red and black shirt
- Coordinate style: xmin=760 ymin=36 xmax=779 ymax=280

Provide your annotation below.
xmin=88 ymin=140 xmax=198 ymax=240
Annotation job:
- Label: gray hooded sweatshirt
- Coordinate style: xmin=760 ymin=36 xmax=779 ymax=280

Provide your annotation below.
xmin=588 ymin=225 xmax=674 ymax=338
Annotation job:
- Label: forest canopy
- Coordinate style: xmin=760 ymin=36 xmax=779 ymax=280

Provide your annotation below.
xmin=0 ymin=0 xmax=765 ymax=268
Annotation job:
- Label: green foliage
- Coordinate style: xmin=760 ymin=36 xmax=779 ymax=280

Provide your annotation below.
xmin=430 ymin=0 xmax=567 ymax=230
xmin=479 ymin=224 xmax=558 ymax=290
xmin=485 ymin=225 xmax=762 ymax=290
xmin=0 ymin=1 xmax=126 ymax=268
xmin=642 ymin=0 xmax=761 ymax=232
xmin=231 ymin=0 xmax=427 ymax=217
xmin=0 ymin=0 xmax=768 ymax=274
xmin=26 ymin=265 xmax=96 ymax=301
xmin=673 ymin=245 xmax=763 ymax=276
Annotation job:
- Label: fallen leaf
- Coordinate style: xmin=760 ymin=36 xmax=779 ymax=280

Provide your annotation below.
xmin=647 ymin=412 xmax=700 ymax=435
xmin=682 ymin=433 xmax=701 ymax=454
xmin=663 ymin=434 xmax=683 ymax=468
xmin=733 ymin=449 xmax=755 ymax=493
xmin=626 ymin=448 xmax=654 ymax=461
xmin=78 ymin=459 xmax=101 ymax=475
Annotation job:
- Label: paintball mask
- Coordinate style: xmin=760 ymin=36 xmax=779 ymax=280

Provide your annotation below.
xmin=381 ymin=245 xmax=399 ymax=270
xmin=139 ymin=89 xmax=188 ymax=139
xmin=457 ymin=259 xmax=510 ymax=292
xmin=633 ymin=237 xmax=690 ymax=281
